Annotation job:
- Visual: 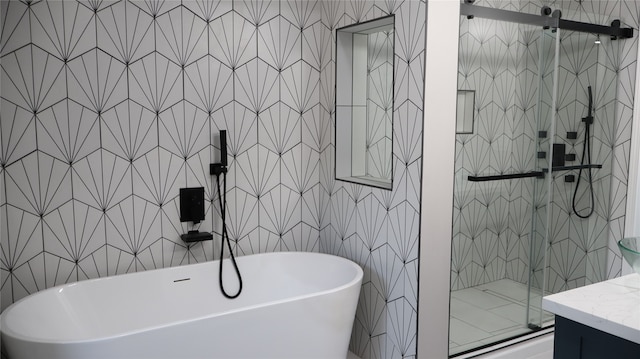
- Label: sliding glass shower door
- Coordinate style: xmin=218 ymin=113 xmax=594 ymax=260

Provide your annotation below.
xmin=450 ymin=6 xmax=622 ymax=355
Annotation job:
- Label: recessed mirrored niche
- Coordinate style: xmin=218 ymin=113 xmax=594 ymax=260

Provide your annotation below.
xmin=335 ymin=15 xmax=395 ymax=190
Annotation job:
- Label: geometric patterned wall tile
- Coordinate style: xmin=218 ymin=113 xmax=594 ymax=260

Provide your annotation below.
xmin=234 ymin=145 xmax=279 ymax=197
xmin=393 ymin=102 xmax=422 ymax=166
xmin=302 ymin=104 xmax=330 ymax=152
xmin=235 ymin=59 xmax=279 ymax=113
xmin=4 ymin=152 xmax=72 ymax=217
xmin=259 ymin=184 xmax=302 ymax=238
xmin=97 ymin=0 xmax=155 ymax=64
xmin=132 ymin=147 xmax=185 ymax=206
xmin=388 ymin=202 xmax=419 ymax=265
xmin=156 ymin=6 xmax=208 ymax=67
xmin=67 ymin=49 xmax=127 ymax=114
xmin=356 ymin=194 xmax=387 ymax=252
xmin=209 ymin=11 xmax=257 ymax=69
xmin=331 ymin=187 xmax=357 ymax=241
xmin=303 ymin=21 xmax=332 ymax=71
xmin=42 ymin=200 xmax=106 ymax=279
xmin=234 ymin=0 xmax=278 ymax=26
xmin=0 ymin=204 xmax=44 ymax=308
xmin=281 ymin=0 xmax=321 ymax=30
xmin=0 ymin=99 xmax=37 ymax=166
xmin=225 ymin=187 xmax=259 ymax=242
xmin=159 ymin=101 xmax=210 ymax=159
xmin=1 ymin=45 xmax=66 ymax=114
xmin=101 ymin=100 xmax=158 ymax=161
xmin=211 ymin=102 xmax=258 ymax=157
xmin=36 ymin=99 xmax=100 ymax=164
xmin=30 ymin=1 xmax=95 ymax=62
xmin=281 ymin=222 xmax=319 ymax=252
xmin=184 ymin=55 xmax=234 ymax=113
xmin=258 ymin=16 xmax=302 ymax=71
xmin=259 ymin=103 xmax=301 ymax=155
xmin=237 ymin=227 xmax=280 ymax=256
xmin=282 ymin=144 xmax=319 ymax=194
xmin=386 ymin=297 xmax=417 ymax=358
xmin=134 ymin=0 xmax=182 ymax=18
xmin=105 ymin=195 xmax=162 ymax=273
xmin=281 ymin=60 xmax=320 ymax=113
xmin=302 ymin=182 xmax=322 ymax=229
xmin=128 ymin=52 xmax=182 ymax=113
xmin=0 ymin=1 xmax=30 ymax=57
xmin=72 ymin=149 xmax=132 ymax=211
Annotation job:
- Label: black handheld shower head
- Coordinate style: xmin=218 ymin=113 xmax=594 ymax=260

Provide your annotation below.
xmin=582 ymin=86 xmax=593 ymax=125
xmin=210 ymin=130 xmax=228 ymax=176
xmin=219 ymin=130 xmax=227 ymax=167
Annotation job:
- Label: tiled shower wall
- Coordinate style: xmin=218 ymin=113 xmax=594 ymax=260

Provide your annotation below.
xmin=452 ymin=0 xmax=637 ymax=292
xmin=1 ymin=1 xmax=425 ymax=358
xmin=454 ymin=10 xmax=536 ymax=290
xmin=319 ymin=1 xmax=425 ymax=358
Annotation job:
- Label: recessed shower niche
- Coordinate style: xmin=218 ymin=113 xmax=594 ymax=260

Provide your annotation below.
xmin=335 ymin=15 xmax=395 ymax=190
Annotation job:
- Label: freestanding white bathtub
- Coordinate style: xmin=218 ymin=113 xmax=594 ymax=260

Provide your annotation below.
xmin=0 ymin=252 xmax=363 ymax=359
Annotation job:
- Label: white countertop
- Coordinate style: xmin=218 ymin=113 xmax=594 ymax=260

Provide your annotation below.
xmin=542 ymin=274 xmax=640 ymax=344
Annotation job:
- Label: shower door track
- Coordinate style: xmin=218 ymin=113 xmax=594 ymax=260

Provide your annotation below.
xmin=460 ymin=3 xmax=633 ymax=39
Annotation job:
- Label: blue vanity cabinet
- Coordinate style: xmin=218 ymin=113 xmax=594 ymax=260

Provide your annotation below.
xmin=554 ymin=316 xmax=640 ymax=359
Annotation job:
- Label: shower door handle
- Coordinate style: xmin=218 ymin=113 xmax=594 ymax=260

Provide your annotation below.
xmin=467 ymin=171 xmax=544 ymax=182
xmin=468 ymin=164 xmax=603 ymax=182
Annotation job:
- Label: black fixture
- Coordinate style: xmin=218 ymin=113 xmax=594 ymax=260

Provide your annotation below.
xmin=538 ymin=130 xmax=547 ymax=138
xmin=537 ymin=151 xmax=546 ymax=159
xmin=565 ymin=175 xmax=575 ymax=183
xmin=461 ymin=3 xmax=633 ymax=40
xmin=572 ymin=86 xmax=596 ymax=219
xmin=552 ymin=143 xmax=566 ymax=167
xmin=210 ymin=130 xmax=243 ymax=299
xmin=567 ymin=131 xmax=578 ymax=140
xmin=565 ymin=153 xmax=576 ymax=162
xmin=467 ymin=164 xmax=602 ymax=182
xmin=179 ymin=187 xmax=213 ymax=243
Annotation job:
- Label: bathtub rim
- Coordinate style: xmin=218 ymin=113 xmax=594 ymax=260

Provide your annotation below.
xmin=1 ymin=251 xmax=363 ymax=345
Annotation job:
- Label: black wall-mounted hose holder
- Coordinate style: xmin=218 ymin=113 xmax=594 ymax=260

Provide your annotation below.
xmin=179 ymin=187 xmax=213 ymax=243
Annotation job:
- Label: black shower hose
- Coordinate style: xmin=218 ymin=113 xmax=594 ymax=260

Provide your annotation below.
xmin=572 ymin=87 xmax=595 ymax=219
xmin=215 ymin=172 xmax=243 ymax=299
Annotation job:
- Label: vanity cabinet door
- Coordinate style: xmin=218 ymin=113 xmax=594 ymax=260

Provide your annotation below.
xmin=554 ymin=316 xmax=640 ymax=359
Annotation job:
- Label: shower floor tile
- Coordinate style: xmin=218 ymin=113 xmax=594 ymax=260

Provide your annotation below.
xmin=449 ymin=279 xmax=551 ymax=356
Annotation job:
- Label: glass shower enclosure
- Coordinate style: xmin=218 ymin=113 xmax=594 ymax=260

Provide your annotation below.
xmin=449 ymin=2 xmax=631 ymax=356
